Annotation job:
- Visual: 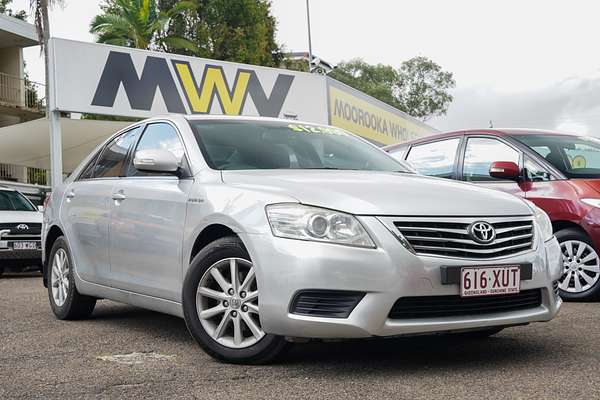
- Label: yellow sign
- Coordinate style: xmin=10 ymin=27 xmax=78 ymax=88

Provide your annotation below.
xmin=174 ymin=62 xmax=251 ymax=114
xmin=328 ymin=84 xmax=433 ymax=145
xmin=571 ymin=155 xmax=587 ymax=169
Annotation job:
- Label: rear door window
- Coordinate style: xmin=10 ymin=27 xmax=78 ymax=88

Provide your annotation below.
xmin=78 ymin=150 xmax=101 ymax=180
xmin=405 ymin=138 xmax=460 ymax=178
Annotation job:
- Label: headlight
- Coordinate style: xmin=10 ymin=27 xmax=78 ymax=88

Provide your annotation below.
xmin=582 ymin=198 xmax=600 ymax=208
xmin=265 ymin=203 xmax=376 ymax=248
xmin=523 ymin=200 xmax=553 ymax=242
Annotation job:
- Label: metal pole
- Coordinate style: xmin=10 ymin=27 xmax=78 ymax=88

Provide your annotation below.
xmin=306 ymin=0 xmax=313 ymax=72
xmin=47 ymin=38 xmax=62 ymax=188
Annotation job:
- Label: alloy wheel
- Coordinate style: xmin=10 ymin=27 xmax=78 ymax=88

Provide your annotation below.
xmin=196 ymin=257 xmax=264 ymax=349
xmin=559 ymin=240 xmax=600 ymax=293
xmin=51 ymin=248 xmax=70 ymax=307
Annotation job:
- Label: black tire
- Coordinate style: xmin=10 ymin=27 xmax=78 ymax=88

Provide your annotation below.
xmin=450 ymin=327 xmax=504 ymax=339
xmin=0 ymin=266 xmax=3 ymax=277
xmin=47 ymin=236 xmax=96 ymax=320
xmin=182 ymin=236 xmax=289 ymax=364
xmin=555 ymin=228 xmax=600 ymax=301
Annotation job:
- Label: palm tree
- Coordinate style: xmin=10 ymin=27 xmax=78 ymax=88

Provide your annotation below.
xmin=90 ymin=0 xmax=198 ymax=53
xmin=29 ymin=0 xmax=60 ymax=114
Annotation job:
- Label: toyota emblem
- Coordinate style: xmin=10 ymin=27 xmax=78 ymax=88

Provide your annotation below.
xmin=16 ymin=224 xmax=29 ymax=231
xmin=468 ymin=221 xmax=496 ymax=244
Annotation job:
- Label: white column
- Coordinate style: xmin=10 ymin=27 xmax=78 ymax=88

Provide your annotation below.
xmin=47 ymin=38 xmax=62 ymax=188
xmin=49 ymin=110 xmax=62 ymax=187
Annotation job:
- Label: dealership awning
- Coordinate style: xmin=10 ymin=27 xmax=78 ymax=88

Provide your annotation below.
xmin=0 ymin=118 xmax=130 ymax=172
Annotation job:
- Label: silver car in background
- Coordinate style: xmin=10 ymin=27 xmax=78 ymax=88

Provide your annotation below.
xmin=42 ymin=116 xmax=562 ymax=364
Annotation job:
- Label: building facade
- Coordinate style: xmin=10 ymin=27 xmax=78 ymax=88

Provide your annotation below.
xmin=0 ymin=14 xmax=47 ymax=186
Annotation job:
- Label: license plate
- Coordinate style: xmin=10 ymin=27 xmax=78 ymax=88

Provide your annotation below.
xmin=460 ymin=266 xmax=520 ymax=297
xmin=0 ymin=240 xmax=7 ymax=249
xmin=13 ymin=241 xmax=38 ymax=250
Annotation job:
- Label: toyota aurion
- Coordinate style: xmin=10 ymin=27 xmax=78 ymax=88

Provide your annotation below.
xmin=42 ymin=116 xmax=562 ymax=364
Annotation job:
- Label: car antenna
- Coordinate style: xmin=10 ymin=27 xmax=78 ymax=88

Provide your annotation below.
xmin=489 ymin=120 xmax=494 ymax=128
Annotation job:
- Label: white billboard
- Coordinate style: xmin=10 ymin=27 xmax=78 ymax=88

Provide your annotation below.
xmin=49 ymin=38 xmax=328 ymax=122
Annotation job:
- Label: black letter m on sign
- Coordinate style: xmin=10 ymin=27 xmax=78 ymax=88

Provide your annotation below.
xmin=92 ymin=51 xmax=186 ymax=114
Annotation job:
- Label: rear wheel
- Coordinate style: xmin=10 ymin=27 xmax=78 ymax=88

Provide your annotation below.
xmin=182 ymin=236 xmax=289 ymax=364
xmin=556 ymin=228 xmax=600 ymax=301
xmin=47 ymin=237 xmax=96 ymax=319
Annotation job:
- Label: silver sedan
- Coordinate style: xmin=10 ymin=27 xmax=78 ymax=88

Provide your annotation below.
xmin=42 ymin=116 xmax=562 ymax=364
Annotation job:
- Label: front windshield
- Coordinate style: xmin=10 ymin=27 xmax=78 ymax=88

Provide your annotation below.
xmin=188 ymin=120 xmax=412 ymax=172
xmin=513 ymin=134 xmax=600 ymax=179
xmin=0 ymin=191 xmax=36 ymax=212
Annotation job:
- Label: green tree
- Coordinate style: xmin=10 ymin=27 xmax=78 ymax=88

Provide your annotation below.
xmin=0 ymin=0 xmax=26 ymax=20
xmin=330 ymin=57 xmax=455 ymax=121
xmin=330 ymin=59 xmax=403 ymax=110
xmin=158 ymin=0 xmax=282 ymax=67
xmin=397 ymin=56 xmax=455 ymax=121
xmin=90 ymin=0 xmax=198 ymax=53
xmin=29 ymin=0 xmax=63 ymax=116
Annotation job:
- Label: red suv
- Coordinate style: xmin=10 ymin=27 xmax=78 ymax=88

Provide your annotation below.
xmin=386 ymin=129 xmax=600 ymax=301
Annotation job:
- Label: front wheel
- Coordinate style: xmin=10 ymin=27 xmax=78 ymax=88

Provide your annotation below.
xmin=182 ymin=236 xmax=289 ymax=364
xmin=556 ymin=228 xmax=600 ymax=301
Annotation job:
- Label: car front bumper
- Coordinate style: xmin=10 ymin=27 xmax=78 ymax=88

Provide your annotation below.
xmin=0 ymin=248 xmax=43 ymax=268
xmin=243 ymin=216 xmax=563 ymax=339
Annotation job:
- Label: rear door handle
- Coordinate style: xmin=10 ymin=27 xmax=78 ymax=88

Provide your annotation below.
xmin=112 ymin=192 xmax=127 ymax=201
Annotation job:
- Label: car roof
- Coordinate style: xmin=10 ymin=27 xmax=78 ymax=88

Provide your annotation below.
xmin=384 ymin=128 xmax=580 ymax=151
xmin=145 ymin=114 xmax=334 ymax=127
xmin=0 ymin=186 xmax=15 ymax=192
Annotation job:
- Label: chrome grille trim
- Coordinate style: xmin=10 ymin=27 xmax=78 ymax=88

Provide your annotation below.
xmin=378 ymin=215 xmax=535 ymax=259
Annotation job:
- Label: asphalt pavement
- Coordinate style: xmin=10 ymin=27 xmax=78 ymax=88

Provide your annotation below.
xmin=1 ymin=273 xmax=597 ymax=400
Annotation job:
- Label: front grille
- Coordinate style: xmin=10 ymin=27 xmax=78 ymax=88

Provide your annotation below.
xmin=388 ymin=289 xmax=542 ymax=319
xmin=0 ymin=223 xmax=41 ymax=235
xmin=383 ymin=216 xmax=534 ymax=259
xmin=290 ymin=290 xmax=365 ymax=318
xmin=0 ymin=223 xmax=41 ymax=241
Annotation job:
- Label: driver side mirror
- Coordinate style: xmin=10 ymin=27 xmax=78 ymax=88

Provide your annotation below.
xmin=133 ymin=149 xmax=181 ymax=174
xmin=489 ymin=161 xmax=521 ymax=181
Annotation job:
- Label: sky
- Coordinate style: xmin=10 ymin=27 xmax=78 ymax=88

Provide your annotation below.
xmin=11 ymin=0 xmax=600 ymax=136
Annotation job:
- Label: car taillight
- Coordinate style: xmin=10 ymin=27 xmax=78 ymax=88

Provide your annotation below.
xmin=43 ymin=192 xmax=52 ymax=210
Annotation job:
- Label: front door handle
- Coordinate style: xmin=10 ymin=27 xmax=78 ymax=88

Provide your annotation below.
xmin=66 ymin=191 xmax=75 ymax=201
xmin=112 ymin=192 xmax=127 ymax=201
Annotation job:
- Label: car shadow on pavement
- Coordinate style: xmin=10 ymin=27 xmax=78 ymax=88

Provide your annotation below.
xmin=86 ymin=301 xmax=556 ymax=372
xmin=0 ymin=271 xmax=42 ymax=279
xmin=284 ymin=332 xmax=552 ymax=373
xmin=87 ymin=301 xmax=193 ymax=345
